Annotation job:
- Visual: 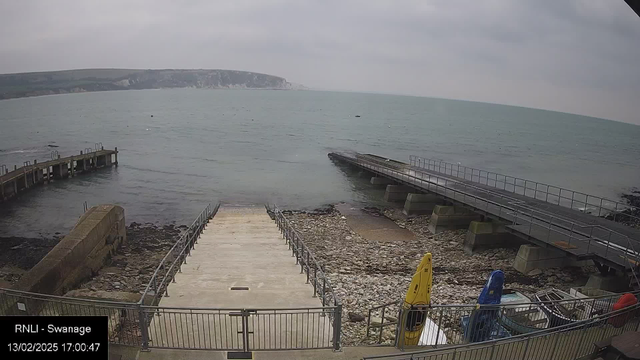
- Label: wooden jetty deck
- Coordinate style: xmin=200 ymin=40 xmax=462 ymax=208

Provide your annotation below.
xmin=328 ymin=151 xmax=640 ymax=281
xmin=0 ymin=147 xmax=118 ymax=203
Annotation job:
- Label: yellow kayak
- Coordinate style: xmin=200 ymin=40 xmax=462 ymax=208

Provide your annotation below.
xmin=401 ymin=252 xmax=433 ymax=346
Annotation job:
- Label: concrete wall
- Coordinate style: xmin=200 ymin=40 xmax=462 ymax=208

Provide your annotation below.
xmin=428 ymin=205 xmax=482 ymax=233
xmin=403 ymin=193 xmax=442 ymax=215
xmin=463 ymin=221 xmax=524 ymax=255
xmin=383 ymin=185 xmax=412 ymax=202
xmin=513 ymin=244 xmax=591 ymax=274
xmin=13 ymin=204 xmax=126 ymax=296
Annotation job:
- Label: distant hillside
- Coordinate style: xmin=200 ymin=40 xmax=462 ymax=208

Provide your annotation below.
xmin=0 ymin=69 xmax=302 ymax=100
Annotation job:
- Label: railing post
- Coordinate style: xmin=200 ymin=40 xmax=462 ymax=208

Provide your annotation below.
xmin=322 ymin=273 xmax=326 ymax=306
xmin=306 ymin=251 xmax=310 ymax=283
xmin=434 ymin=307 xmax=444 ymax=348
xmin=333 ymin=303 xmax=342 ymax=351
xmin=398 ymin=308 xmax=407 ymax=351
xmin=300 ymin=242 xmax=305 ymax=274
xmin=598 ymin=198 xmax=603 ymax=217
xmin=139 ymin=307 xmax=150 ymax=351
xmin=545 ymin=185 xmax=550 ymax=202
xmin=568 ymin=222 xmax=575 ymax=247
xmin=313 ymin=265 xmax=317 ymax=297
xmin=377 ymin=306 xmax=387 ymax=344
xmin=153 ymin=277 xmax=158 ymax=295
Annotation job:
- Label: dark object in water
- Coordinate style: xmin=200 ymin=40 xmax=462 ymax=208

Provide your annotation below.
xmin=150 ymin=114 xmax=154 ymax=117
xmin=463 ymin=270 xmax=505 ymax=342
xmin=47 ymin=144 xmax=59 ymax=148
xmin=355 ymin=115 xmax=361 ymax=117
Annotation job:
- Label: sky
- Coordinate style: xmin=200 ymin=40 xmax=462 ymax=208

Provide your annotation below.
xmin=1 ymin=0 xmax=639 ymax=124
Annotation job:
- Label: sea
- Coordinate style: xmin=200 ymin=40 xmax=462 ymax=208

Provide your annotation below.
xmin=1 ymin=89 xmax=639 ymax=238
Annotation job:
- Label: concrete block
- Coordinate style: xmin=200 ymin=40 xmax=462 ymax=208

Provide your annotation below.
xmin=463 ymin=221 xmax=523 ymax=254
xmin=585 ymin=274 xmax=629 ymax=293
xmin=403 ymin=193 xmax=442 ymax=215
xmin=513 ymin=244 xmax=590 ymax=274
xmin=14 ymin=204 xmax=125 ymax=295
xmin=428 ymin=206 xmax=482 ymax=233
xmin=370 ymin=177 xmax=394 ymax=185
xmin=383 ymin=185 xmax=412 ymax=202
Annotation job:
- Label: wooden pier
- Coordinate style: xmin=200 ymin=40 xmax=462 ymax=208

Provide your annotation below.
xmin=0 ymin=147 xmax=118 ymax=203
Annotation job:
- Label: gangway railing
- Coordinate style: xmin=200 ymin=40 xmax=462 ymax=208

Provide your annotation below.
xmin=140 ymin=203 xmax=219 ymax=306
xmin=409 ymin=155 xmax=640 ymax=225
xmin=335 ymin=153 xmax=640 ymax=275
xmin=366 ymin=290 xmax=640 ymax=347
xmin=363 ymin=302 xmax=640 ymax=360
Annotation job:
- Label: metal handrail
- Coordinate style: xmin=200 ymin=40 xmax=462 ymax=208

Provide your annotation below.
xmin=268 ymin=204 xmax=343 ymax=350
xmin=410 ymin=155 xmax=640 ymax=224
xmin=364 ymin=302 xmax=640 ymax=359
xmin=346 ymin=154 xmax=640 ymax=266
xmin=368 ymin=289 xmax=640 ymax=314
xmin=269 ymin=204 xmax=341 ymax=309
xmin=268 ymin=205 xmax=342 ymax=306
xmin=139 ymin=203 xmax=220 ymax=305
xmin=0 ymin=145 xmax=110 ymax=183
xmin=365 ymin=289 xmax=640 ymax=340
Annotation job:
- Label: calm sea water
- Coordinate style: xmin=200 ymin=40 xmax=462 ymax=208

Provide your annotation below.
xmin=1 ymin=89 xmax=639 ymax=238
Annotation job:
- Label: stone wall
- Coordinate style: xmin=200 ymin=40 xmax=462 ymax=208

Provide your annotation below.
xmin=13 ymin=204 xmax=126 ymax=295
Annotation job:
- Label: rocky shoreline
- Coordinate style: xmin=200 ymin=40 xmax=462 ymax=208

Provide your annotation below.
xmin=0 ymin=223 xmax=184 ymax=294
xmin=605 ymin=188 xmax=640 ymax=228
xmin=0 ymin=236 xmax=61 ymax=286
xmin=285 ymin=204 xmax=597 ymax=345
xmin=76 ymin=223 xmax=185 ymax=294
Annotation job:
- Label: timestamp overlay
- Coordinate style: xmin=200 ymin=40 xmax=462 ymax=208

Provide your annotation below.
xmin=1 ymin=316 xmax=108 ymax=359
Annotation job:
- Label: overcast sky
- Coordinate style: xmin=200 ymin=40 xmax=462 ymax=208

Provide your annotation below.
xmin=1 ymin=0 xmax=639 ymax=124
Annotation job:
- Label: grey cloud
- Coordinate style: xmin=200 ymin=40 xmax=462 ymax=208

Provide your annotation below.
xmin=0 ymin=0 xmax=639 ymax=124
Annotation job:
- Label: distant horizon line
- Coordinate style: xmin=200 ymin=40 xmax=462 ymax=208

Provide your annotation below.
xmin=306 ymin=87 xmax=638 ymax=127
xmin=1 ymin=67 xmax=636 ymax=127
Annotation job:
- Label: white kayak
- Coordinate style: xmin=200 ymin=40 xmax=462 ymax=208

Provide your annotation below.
xmin=418 ymin=317 xmax=448 ymax=345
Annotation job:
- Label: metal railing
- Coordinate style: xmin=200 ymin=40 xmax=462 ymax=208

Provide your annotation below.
xmin=140 ymin=305 xmax=339 ymax=351
xmin=367 ymin=300 xmax=402 ymax=344
xmin=268 ymin=204 xmax=343 ymax=351
xmin=364 ymin=302 xmax=640 ymax=360
xmin=333 ymin=153 xmax=640 ymax=279
xmin=0 ymin=285 xmax=341 ymax=352
xmin=0 ymin=287 xmax=143 ymax=347
xmin=409 ymin=155 xmax=640 ymax=225
xmin=268 ymin=204 xmax=342 ymax=310
xmin=367 ymin=290 xmax=639 ymax=348
xmin=0 ymin=145 xmax=112 ymax=183
xmin=140 ymin=203 xmax=219 ymax=306
xmin=1 ymin=283 xmax=636 ymax=354
xmin=0 ymin=203 xmax=344 ymax=352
